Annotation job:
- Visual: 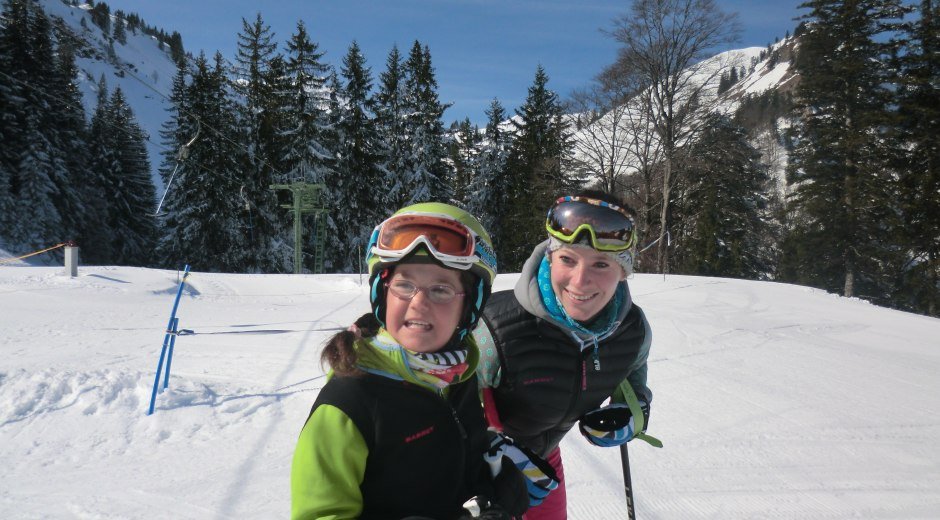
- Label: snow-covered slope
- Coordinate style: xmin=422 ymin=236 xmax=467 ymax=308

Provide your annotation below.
xmin=2 ymin=265 xmax=938 ymax=518
xmin=569 ymin=38 xmax=799 ymax=187
xmin=40 ymin=0 xmax=178 ymax=191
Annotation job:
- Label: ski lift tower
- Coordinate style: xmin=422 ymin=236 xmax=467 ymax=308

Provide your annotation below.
xmin=269 ymin=182 xmax=328 ymax=274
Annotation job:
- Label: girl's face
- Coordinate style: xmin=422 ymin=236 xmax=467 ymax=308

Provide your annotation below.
xmin=549 ymin=245 xmax=623 ymax=322
xmin=384 ymin=263 xmax=465 ymax=353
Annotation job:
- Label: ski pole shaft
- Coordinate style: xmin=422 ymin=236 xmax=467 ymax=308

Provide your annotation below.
xmin=621 ymin=443 xmax=636 ymax=519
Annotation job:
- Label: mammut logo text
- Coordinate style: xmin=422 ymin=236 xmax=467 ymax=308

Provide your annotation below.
xmin=523 ymin=377 xmax=553 ymax=385
xmin=404 ymin=426 xmax=434 ymax=443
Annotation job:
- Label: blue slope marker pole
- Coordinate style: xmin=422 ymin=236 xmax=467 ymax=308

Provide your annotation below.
xmin=163 ymin=316 xmax=179 ymax=390
xmin=148 ymin=265 xmax=191 ymax=415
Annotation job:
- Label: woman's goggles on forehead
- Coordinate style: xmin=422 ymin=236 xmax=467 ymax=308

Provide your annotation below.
xmin=545 ymin=196 xmax=637 ymax=251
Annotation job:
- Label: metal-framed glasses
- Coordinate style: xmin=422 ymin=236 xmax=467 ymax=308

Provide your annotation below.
xmin=385 ymin=280 xmax=465 ymax=304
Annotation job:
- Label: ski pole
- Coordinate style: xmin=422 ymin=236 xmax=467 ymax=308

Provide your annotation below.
xmin=620 ymin=443 xmax=636 ymax=519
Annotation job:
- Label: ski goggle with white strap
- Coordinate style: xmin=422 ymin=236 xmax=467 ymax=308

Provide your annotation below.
xmin=545 ymin=196 xmax=638 ymax=252
xmin=368 ymin=212 xmax=496 ymax=275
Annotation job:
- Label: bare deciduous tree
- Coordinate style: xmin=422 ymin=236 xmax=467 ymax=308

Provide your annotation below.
xmin=602 ymin=0 xmax=740 ymax=273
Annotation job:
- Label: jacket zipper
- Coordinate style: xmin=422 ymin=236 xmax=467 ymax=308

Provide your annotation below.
xmin=439 ymin=389 xmax=467 ymax=440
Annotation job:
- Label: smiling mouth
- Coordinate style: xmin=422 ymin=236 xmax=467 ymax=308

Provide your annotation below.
xmin=565 ymin=290 xmax=597 ymax=303
xmin=404 ymin=320 xmax=433 ymax=330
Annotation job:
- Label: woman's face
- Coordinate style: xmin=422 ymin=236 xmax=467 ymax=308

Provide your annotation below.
xmin=384 ymin=263 xmax=465 ymax=353
xmin=549 ymin=245 xmax=623 ymax=322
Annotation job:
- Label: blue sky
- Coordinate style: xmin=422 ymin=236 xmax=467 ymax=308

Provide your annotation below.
xmin=112 ymin=0 xmax=805 ymax=126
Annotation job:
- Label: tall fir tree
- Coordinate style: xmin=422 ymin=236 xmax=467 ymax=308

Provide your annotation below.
xmin=48 ymin=39 xmax=95 ymax=253
xmin=895 ymin=0 xmax=940 ymax=315
xmin=156 ymin=61 xmax=192 ymax=268
xmin=374 ymin=45 xmax=409 ymax=208
xmin=327 ymin=41 xmax=384 ymax=272
xmin=0 ymin=0 xmax=29 ymax=244
xmin=402 ymin=41 xmax=452 ymax=204
xmin=466 ymin=98 xmax=511 ymax=248
xmin=158 ymin=53 xmax=245 ymax=271
xmin=675 ymin=115 xmax=774 ymax=279
xmin=783 ymin=0 xmax=908 ymax=301
xmin=106 ymin=87 xmax=157 ymax=266
xmin=112 ymin=10 xmax=127 ymax=45
xmin=85 ymin=77 xmax=119 ymax=263
xmin=278 ymin=21 xmax=335 ymax=273
xmin=281 ymin=20 xmax=333 ymax=184
xmin=499 ymin=66 xmax=573 ymax=271
xmin=449 ymin=118 xmax=480 ymax=208
xmin=233 ymin=13 xmax=282 ymax=272
xmin=1 ymin=0 xmax=66 ymax=251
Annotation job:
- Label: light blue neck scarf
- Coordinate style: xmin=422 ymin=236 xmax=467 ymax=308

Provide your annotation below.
xmin=537 ymin=256 xmax=624 ymax=337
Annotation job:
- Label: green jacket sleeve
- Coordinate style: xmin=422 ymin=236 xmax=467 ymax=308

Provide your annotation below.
xmin=291 ymin=404 xmax=368 ymax=520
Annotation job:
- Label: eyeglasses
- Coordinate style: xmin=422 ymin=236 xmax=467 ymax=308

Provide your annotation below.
xmin=385 ymin=280 xmax=466 ymax=304
xmin=545 ymin=196 xmax=637 ymax=252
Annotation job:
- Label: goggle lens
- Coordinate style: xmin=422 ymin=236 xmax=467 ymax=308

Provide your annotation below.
xmin=376 ymin=215 xmax=474 ymax=257
xmin=546 ymin=198 xmax=637 ymax=250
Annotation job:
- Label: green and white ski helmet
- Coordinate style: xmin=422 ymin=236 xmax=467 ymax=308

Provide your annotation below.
xmin=365 ymin=202 xmax=497 ymax=339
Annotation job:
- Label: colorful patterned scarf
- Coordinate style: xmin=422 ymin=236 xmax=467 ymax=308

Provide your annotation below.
xmin=404 ymin=348 xmax=470 ymax=389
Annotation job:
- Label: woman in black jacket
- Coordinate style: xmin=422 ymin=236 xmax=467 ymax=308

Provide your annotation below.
xmin=472 ymin=191 xmax=658 ymax=519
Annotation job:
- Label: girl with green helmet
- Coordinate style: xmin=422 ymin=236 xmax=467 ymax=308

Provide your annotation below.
xmin=290 ymin=202 xmax=526 ymax=520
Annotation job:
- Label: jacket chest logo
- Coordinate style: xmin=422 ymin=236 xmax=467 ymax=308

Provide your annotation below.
xmin=522 ymin=376 xmax=554 ymax=386
xmin=404 ymin=425 xmax=435 ymax=443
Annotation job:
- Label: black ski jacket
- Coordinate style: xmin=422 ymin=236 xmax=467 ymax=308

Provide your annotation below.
xmin=481 ymin=290 xmax=649 ymax=457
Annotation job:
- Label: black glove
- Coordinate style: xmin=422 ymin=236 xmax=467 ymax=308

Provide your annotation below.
xmin=489 ymin=456 xmax=529 ymax=517
xmin=578 ymin=401 xmax=650 ymax=447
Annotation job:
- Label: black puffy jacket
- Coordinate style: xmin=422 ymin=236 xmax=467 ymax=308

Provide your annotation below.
xmin=481 ymin=290 xmax=650 ymax=457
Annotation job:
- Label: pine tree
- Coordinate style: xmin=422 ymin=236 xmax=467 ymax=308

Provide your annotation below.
xmin=449 ymin=118 xmax=479 ymax=208
xmin=402 ymin=41 xmax=452 ymax=204
xmin=281 ymin=20 xmax=333 ymax=185
xmin=784 ymin=0 xmax=908 ymax=301
xmin=895 ymin=0 xmax=940 ymax=315
xmin=327 ymin=41 xmax=384 ymax=272
xmin=168 ymin=31 xmax=185 ymax=67
xmin=675 ymin=115 xmax=774 ymax=278
xmin=233 ymin=13 xmax=282 ymax=272
xmin=0 ymin=0 xmax=32 ymax=245
xmin=47 ymin=40 xmax=94 ymax=252
xmin=12 ymin=110 xmax=62 ymax=250
xmin=85 ymin=77 xmax=119 ymax=263
xmin=112 ymin=10 xmax=127 ymax=45
xmin=158 ymin=53 xmax=245 ymax=271
xmin=1 ymin=0 xmax=67 ymax=252
xmin=88 ymin=1 xmax=109 ymax=36
xmin=374 ymin=45 xmax=408 ymax=208
xmin=106 ymin=87 xmax=157 ymax=266
xmin=467 ymin=98 xmax=511 ymax=248
xmin=499 ymin=66 xmax=573 ymax=271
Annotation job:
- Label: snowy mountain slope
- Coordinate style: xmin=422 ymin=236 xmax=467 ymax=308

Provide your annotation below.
xmin=570 ymin=38 xmax=799 ymax=186
xmin=40 ymin=0 xmax=178 ymax=191
xmin=1 ymin=265 xmax=938 ymax=518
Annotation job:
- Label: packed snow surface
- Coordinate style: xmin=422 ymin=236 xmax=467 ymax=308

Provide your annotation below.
xmin=1 ymin=265 xmax=939 ymax=518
